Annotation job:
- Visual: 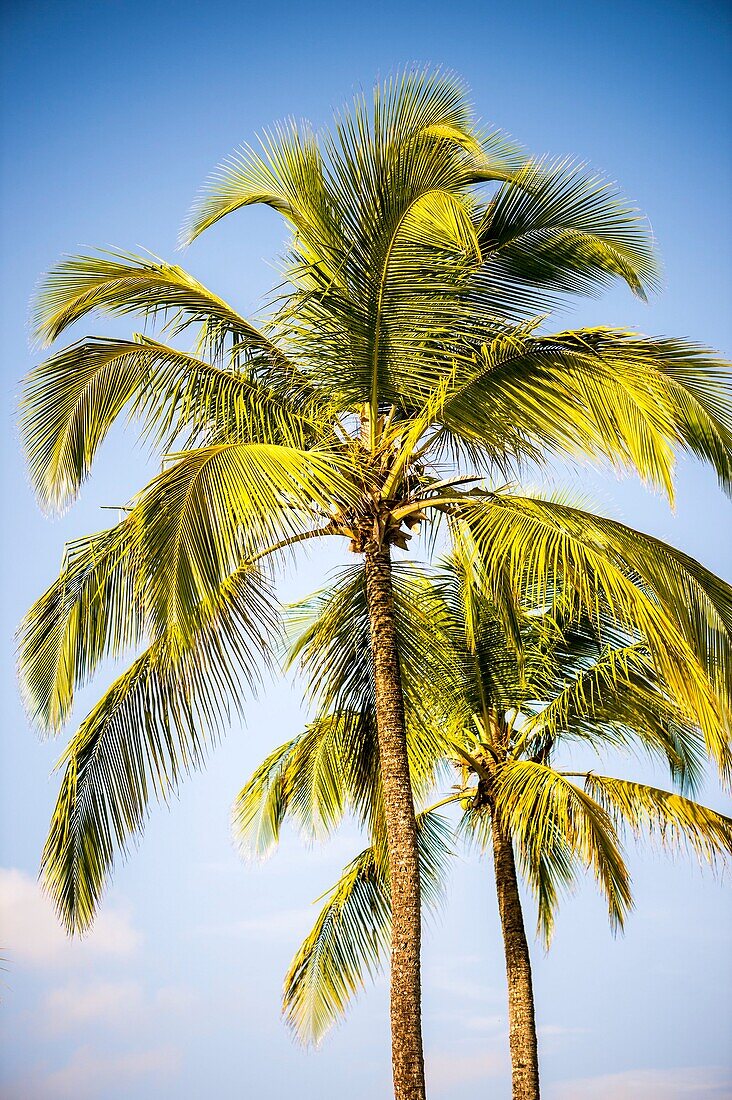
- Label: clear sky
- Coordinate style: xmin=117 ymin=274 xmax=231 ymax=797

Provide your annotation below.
xmin=1 ymin=1 xmax=730 ymax=1097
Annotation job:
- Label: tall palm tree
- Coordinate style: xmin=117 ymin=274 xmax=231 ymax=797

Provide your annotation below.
xmin=18 ymin=70 xmax=732 ymax=1100
xmin=235 ymin=559 xmax=732 ymax=1100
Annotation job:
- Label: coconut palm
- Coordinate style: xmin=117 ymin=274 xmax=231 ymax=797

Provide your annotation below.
xmin=235 ymin=559 xmax=732 ymax=1099
xmin=18 ymin=69 xmax=732 ymax=1100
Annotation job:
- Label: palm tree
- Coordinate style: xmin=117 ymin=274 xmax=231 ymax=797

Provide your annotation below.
xmin=235 ymin=559 xmax=732 ymax=1099
xmin=18 ymin=69 xmax=732 ymax=1100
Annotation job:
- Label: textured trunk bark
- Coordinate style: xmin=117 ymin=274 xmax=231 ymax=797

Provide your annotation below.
xmin=491 ymin=813 xmax=541 ymax=1100
xmin=364 ymin=543 xmax=426 ymax=1100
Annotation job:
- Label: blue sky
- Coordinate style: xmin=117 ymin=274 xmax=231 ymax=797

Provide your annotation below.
xmin=1 ymin=0 xmax=730 ymax=1097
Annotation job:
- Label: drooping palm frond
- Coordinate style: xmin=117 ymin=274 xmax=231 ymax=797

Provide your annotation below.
xmin=19 ymin=335 xmax=321 ymax=514
xmin=580 ymin=774 xmax=732 ymax=866
xmin=282 ymin=810 xmax=453 ymax=1045
xmin=131 ymin=441 xmax=356 ymax=638
xmin=232 ymin=712 xmax=377 ymax=854
xmin=475 ymin=157 xmax=660 ymax=308
xmin=520 ymin=640 xmax=707 ymax=794
xmin=493 ymin=760 xmax=633 ymax=935
xmin=439 ymin=329 xmax=732 ymax=498
xmin=231 ymin=737 xmax=300 ymax=860
xmin=19 ymin=442 xmax=356 ymax=738
xmin=42 ymin=563 xmax=277 ymax=933
xmin=18 ymin=516 xmax=142 ymax=732
xmin=30 ymin=250 xmax=289 ymax=359
xmin=453 ymin=493 xmax=732 ymax=778
xmin=181 ymin=119 xmax=331 ymax=247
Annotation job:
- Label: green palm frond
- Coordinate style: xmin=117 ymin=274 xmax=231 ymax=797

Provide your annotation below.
xmin=455 ymin=493 xmax=732 ymax=777
xmin=521 ymin=641 xmax=706 ymax=792
xmin=19 ymin=335 xmax=319 ymax=513
xmin=42 ymin=563 xmax=277 ymax=933
xmin=231 ymin=738 xmax=299 ymax=859
xmin=30 ymin=250 xmax=288 ymax=359
xmin=475 ymin=158 xmax=660 ymax=306
xmin=282 ymin=810 xmax=453 ymax=1045
xmin=18 ymin=516 xmax=142 ymax=732
xmin=232 ymin=713 xmax=375 ymax=854
xmin=580 ymin=774 xmax=732 ymax=866
xmin=133 ymin=442 xmax=356 ymax=637
xmin=181 ymin=120 xmax=328 ymax=246
xmin=287 ymin=563 xmax=453 ymax=729
xmin=493 ymin=760 xmax=632 ymax=936
xmin=439 ymin=329 xmax=731 ymax=498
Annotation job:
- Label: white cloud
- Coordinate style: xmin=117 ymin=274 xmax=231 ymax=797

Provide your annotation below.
xmin=41 ymin=981 xmax=143 ymax=1031
xmin=203 ymin=905 xmax=315 ymax=941
xmin=427 ymin=1048 xmax=507 ymax=1093
xmin=551 ymin=1065 xmax=732 ymax=1100
xmin=40 ymin=979 xmax=196 ymax=1033
xmin=0 ymin=868 xmax=140 ymax=967
xmin=38 ymin=1044 xmax=179 ymax=1099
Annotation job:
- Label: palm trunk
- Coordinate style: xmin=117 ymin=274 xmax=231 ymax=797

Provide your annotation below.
xmin=491 ymin=813 xmax=541 ymax=1100
xmin=364 ymin=542 xmax=426 ymax=1100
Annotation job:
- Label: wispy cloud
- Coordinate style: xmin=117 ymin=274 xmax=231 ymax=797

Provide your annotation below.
xmin=17 ymin=1044 xmax=181 ymax=1099
xmin=41 ymin=981 xmax=143 ymax=1031
xmin=201 ymin=905 xmax=315 ymax=942
xmin=551 ymin=1065 xmax=732 ymax=1099
xmin=426 ymin=1047 xmax=508 ymax=1093
xmin=0 ymin=868 xmax=139 ymax=967
xmin=39 ymin=980 xmax=196 ymax=1033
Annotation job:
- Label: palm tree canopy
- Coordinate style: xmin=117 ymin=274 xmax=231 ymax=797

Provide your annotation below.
xmin=18 ymin=68 xmax=732 ymax=935
xmin=235 ymin=557 xmax=732 ymax=1044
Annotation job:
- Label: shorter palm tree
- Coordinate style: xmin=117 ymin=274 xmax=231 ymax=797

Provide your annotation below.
xmin=234 ymin=558 xmax=732 ymax=1099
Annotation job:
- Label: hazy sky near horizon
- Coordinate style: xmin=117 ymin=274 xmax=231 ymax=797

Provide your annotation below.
xmin=1 ymin=0 xmax=731 ymax=1097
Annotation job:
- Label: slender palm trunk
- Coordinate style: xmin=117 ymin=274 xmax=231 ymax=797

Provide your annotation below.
xmin=364 ymin=542 xmax=426 ymax=1100
xmin=491 ymin=813 xmax=541 ymax=1100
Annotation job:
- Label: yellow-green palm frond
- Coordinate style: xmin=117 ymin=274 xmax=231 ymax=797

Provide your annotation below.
xmin=42 ymin=563 xmax=277 ymax=934
xmin=181 ymin=119 xmax=329 ymax=247
xmin=521 ymin=641 xmax=707 ymax=794
xmin=283 ymin=846 xmax=390 ymax=1047
xmin=18 ymin=516 xmax=142 ymax=732
xmin=282 ymin=810 xmax=453 ymax=1046
xmin=440 ymin=329 xmax=732 ymax=499
xmin=231 ymin=737 xmax=300 ymax=860
xmin=493 ymin=761 xmax=632 ymax=940
xmin=475 ymin=157 xmax=660 ymax=308
xmin=19 ymin=335 xmax=319 ymax=514
xmin=232 ymin=713 xmax=375 ymax=855
xmin=579 ymin=774 xmax=732 ymax=867
xmin=454 ymin=493 xmax=732 ymax=778
xmin=132 ymin=442 xmax=356 ymax=639
xmin=30 ymin=250 xmax=285 ymax=357
xmin=18 ymin=442 xmax=354 ymax=733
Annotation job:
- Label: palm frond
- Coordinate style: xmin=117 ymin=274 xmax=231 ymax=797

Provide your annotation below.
xmin=454 ymin=493 xmax=732 ymax=779
xmin=580 ymin=774 xmax=732 ymax=866
xmin=42 ymin=563 xmax=277 ymax=933
xmin=18 ymin=516 xmax=142 ymax=732
xmin=19 ymin=335 xmax=318 ymax=513
xmin=521 ymin=641 xmax=707 ymax=793
xmin=181 ymin=120 xmax=328 ymax=245
xmin=282 ymin=810 xmax=453 ymax=1045
xmin=30 ymin=250 xmax=289 ymax=361
xmin=231 ymin=738 xmax=299 ymax=859
xmin=476 ymin=158 xmax=660 ymax=306
xmin=493 ymin=760 xmax=632 ymax=936
xmin=440 ymin=329 xmax=731 ymax=498
xmin=133 ymin=442 xmax=356 ymax=637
